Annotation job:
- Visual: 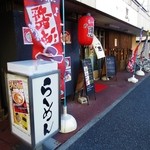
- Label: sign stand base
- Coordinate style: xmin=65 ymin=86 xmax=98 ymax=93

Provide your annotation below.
xmin=128 ymin=75 xmax=138 ymax=83
xmin=42 ymin=137 xmax=61 ymax=150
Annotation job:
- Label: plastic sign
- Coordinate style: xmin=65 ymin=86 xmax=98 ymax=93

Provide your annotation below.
xmin=6 ymin=71 xmax=60 ymax=148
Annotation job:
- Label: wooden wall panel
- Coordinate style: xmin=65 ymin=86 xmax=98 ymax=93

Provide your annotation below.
xmin=105 ymin=30 xmax=132 ymax=49
xmin=105 ymin=30 xmax=133 ymax=71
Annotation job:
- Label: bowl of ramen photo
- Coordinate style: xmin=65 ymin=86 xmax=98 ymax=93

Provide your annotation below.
xmin=12 ymin=91 xmax=24 ymax=106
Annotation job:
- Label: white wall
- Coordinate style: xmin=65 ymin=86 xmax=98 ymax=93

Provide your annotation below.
xmin=96 ymin=0 xmax=150 ymax=30
xmin=76 ymin=0 xmax=150 ymax=31
xmin=76 ymin=0 xmax=96 ymax=8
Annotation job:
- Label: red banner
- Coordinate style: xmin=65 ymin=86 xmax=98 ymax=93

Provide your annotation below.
xmin=23 ymin=0 xmax=65 ymax=98
xmin=126 ymin=27 xmax=143 ymax=73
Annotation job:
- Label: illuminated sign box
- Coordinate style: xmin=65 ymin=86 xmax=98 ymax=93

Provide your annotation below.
xmin=6 ymin=63 xmax=60 ymax=149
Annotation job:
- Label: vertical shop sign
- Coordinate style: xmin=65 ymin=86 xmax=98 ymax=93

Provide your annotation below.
xmin=41 ymin=77 xmax=53 ymax=136
xmin=23 ymin=0 xmax=65 ymax=98
xmin=32 ymin=73 xmax=59 ymax=145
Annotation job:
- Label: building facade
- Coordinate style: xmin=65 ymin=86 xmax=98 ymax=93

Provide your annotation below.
xmin=0 ymin=0 xmax=150 ymax=115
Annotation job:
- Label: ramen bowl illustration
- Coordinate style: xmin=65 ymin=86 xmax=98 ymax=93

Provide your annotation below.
xmin=12 ymin=91 xmax=24 ymax=106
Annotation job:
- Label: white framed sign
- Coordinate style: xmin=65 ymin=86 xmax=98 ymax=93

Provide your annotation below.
xmin=31 ymin=72 xmax=60 ymax=146
xmin=6 ymin=70 xmax=60 ymax=148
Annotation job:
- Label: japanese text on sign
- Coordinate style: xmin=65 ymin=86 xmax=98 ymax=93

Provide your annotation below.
xmin=26 ymin=3 xmax=59 ymax=46
xmin=41 ymin=77 xmax=54 ymax=135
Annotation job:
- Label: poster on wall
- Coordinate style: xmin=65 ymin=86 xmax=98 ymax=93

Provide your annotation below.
xmin=6 ymin=73 xmax=31 ymax=144
xmin=65 ymin=57 xmax=71 ymax=82
xmin=22 ymin=27 xmax=33 ymax=45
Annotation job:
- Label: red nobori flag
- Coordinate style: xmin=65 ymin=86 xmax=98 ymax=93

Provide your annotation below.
xmin=126 ymin=44 xmax=141 ymax=72
xmin=23 ymin=0 xmax=65 ymax=98
xmin=126 ymin=27 xmax=143 ymax=72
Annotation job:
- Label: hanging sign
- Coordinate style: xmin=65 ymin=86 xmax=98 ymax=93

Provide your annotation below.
xmin=92 ymin=34 xmax=105 ymax=59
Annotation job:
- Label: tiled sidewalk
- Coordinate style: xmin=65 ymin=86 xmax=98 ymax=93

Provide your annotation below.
xmin=54 ymin=71 xmax=148 ymax=145
xmin=0 ymin=71 xmax=148 ymax=150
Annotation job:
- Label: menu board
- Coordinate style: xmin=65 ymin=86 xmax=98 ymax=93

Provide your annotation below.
xmin=105 ymin=56 xmax=116 ymax=77
xmin=82 ymin=59 xmax=95 ymax=95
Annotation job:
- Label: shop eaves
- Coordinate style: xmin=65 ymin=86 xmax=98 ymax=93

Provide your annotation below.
xmin=65 ymin=0 xmax=147 ymax=36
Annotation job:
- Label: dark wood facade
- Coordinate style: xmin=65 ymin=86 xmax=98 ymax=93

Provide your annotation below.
xmin=105 ymin=30 xmax=132 ymax=49
xmin=105 ymin=30 xmax=132 ymax=71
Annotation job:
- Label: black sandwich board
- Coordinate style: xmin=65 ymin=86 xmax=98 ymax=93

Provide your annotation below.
xmin=82 ymin=58 xmax=96 ymax=103
xmin=105 ymin=56 xmax=117 ymax=78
